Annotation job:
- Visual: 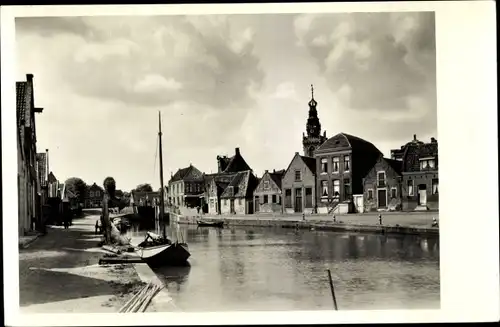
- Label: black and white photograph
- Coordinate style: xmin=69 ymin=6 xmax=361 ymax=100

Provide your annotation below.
xmin=2 ymin=2 xmax=498 ymax=325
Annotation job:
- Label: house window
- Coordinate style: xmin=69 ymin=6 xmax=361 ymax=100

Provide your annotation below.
xmin=332 ymin=157 xmax=340 ymax=173
xmin=272 ymin=194 xmax=276 ymax=203
xmin=321 ymin=181 xmax=328 ymax=197
xmin=321 ymin=158 xmax=328 ymax=173
xmin=263 ymin=181 xmax=270 ymax=189
xmin=90 ymin=191 xmax=94 ymax=197
xmin=407 ymin=180 xmax=414 ymax=196
xmin=284 ymin=189 xmax=292 ymax=208
xmin=391 ymin=187 xmax=397 ymax=199
xmin=343 ymin=179 xmax=350 ymax=199
xmin=95 ymin=191 xmax=100 ymax=197
xmin=368 ymin=189 xmax=374 ymax=200
xmin=377 ymin=172 xmax=386 ymax=187
xmin=333 ymin=180 xmax=340 ymax=197
xmin=432 ymin=178 xmax=439 ymax=194
xmin=420 ymin=158 xmax=436 ymax=170
xmin=263 ymin=195 xmax=268 ymax=204
xmin=305 ymin=187 xmax=313 ymax=208
xmin=295 ymin=170 xmax=302 ymax=181
xmin=344 ymin=156 xmax=350 ymax=172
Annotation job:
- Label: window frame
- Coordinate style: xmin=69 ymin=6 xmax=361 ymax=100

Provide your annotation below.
xmin=294 ymin=170 xmax=302 ymax=182
xmin=391 ymin=187 xmax=397 ymax=199
xmin=321 ymin=180 xmax=329 ymax=197
xmin=377 ymin=171 xmax=386 ymax=187
xmin=368 ymin=189 xmax=373 ymax=200
xmin=332 ymin=157 xmax=340 ymax=173
xmin=321 ymin=158 xmax=328 ymax=174
xmin=344 ymin=155 xmax=350 ymax=172
xmin=432 ymin=178 xmax=439 ymax=195
xmin=333 ymin=179 xmax=340 ymax=198
xmin=407 ymin=179 xmax=414 ymax=196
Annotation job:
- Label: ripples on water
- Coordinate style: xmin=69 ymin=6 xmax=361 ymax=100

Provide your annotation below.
xmin=127 ymin=223 xmax=440 ymax=311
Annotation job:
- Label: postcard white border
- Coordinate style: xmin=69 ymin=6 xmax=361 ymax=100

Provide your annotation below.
xmin=2 ymin=1 xmax=498 ymax=325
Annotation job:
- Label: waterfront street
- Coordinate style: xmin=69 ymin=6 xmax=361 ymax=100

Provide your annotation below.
xmin=179 ymin=211 xmax=439 ymax=229
xmin=18 ymin=212 xmax=143 ymax=313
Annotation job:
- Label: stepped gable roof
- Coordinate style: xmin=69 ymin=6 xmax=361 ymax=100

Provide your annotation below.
xmin=300 ymin=155 xmax=316 ymax=173
xmin=268 ymin=169 xmax=285 ymax=189
xmin=316 ymin=132 xmax=382 ymax=155
xmin=220 ymin=170 xmax=254 ymax=198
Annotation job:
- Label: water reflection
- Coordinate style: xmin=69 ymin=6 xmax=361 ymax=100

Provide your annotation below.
xmin=128 ymin=222 xmax=440 ymax=311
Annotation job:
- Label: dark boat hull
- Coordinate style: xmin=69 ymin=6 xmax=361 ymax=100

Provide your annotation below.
xmin=197 ymin=220 xmax=224 ymax=228
xmin=139 ymin=243 xmax=190 ymax=267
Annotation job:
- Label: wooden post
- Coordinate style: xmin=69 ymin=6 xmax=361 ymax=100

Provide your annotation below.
xmin=327 ymin=269 xmax=338 ymax=310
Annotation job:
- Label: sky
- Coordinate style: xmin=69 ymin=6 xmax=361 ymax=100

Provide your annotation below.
xmin=15 ymin=12 xmax=436 ymax=192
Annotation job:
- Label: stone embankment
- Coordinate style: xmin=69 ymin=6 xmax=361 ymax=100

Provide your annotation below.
xmin=172 ymin=211 xmax=439 ymax=236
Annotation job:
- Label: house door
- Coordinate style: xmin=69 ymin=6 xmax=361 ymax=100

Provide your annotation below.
xmin=418 ymin=185 xmax=427 ymax=205
xmin=377 ymin=189 xmax=387 ymax=208
xmin=294 ymin=188 xmax=303 ymax=213
xmin=230 ymin=199 xmax=235 ymax=214
xmin=254 ymin=196 xmax=260 ymax=212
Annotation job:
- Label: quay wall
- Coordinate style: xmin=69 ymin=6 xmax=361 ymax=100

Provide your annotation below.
xmin=170 ymin=213 xmax=440 ymax=236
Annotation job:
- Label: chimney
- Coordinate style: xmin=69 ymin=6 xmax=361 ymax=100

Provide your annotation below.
xmin=295 ymin=152 xmax=299 ymax=155
xmin=323 ymin=131 xmax=326 ymax=138
xmin=235 ymin=147 xmax=240 ymax=156
xmin=413 ymin=134 xmax=417 ymax=141
xmin=45 ymin=149 xmax=49 ymax=183
xmin=265 ymin=170 xmax=268 ymax=173
xmin=273 ymin=169 xmax=276 ymax=173
xmin=431 ymin=137 xmax=437 ymax=143
xmin=26 ymin=74 xmax=34 ymax=82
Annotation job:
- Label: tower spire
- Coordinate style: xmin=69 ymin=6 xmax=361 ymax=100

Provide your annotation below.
xmin=311 ymin=84 xmax=314 ymax=100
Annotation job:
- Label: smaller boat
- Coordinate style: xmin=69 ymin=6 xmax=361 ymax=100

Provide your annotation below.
xmin=137 ymin=232 xmax=190 ymax=267
xmin=197 ymin=219 xmax=224 ymax=228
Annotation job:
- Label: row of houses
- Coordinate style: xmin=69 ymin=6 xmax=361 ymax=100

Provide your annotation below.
xmin=166 ymin=86 xmax=438 ymax=216
xmin=17 ymin=74 xmax=64 ymax=235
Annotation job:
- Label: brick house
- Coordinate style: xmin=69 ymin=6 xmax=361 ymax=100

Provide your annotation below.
xmin=282 ymin=152 xmax=317 ymax=214
xmin=17 ymin=74 xmax=44 ymax=235
xmin=85 ymin=183 xmax=104 ymax=208
xmin=390 ymin=135 xmax=439 ymax=211
xmin=253 ymin=169 xmax=285 ymax=213
xmin=220 ymin=170 xmax=259 ymax=215
xmin=314 ymin=133 xmax=382 ymax=214
xmin=168 ymin=164 xmax=204 ymax=210
xmin=363 ymin=156 xmax=403 ymax=211
xmin=204 ymin=147 xmax=253 ymax=215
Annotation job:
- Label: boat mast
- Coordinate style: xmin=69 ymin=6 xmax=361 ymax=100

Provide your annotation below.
xmin=158 ymin=111 xmax=166 ymax=239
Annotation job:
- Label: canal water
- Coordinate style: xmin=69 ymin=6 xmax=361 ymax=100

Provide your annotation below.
xmin=127 ymin=222 xmax=440 ymax=311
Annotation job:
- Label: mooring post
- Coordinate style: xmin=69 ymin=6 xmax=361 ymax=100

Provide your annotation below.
xmin=327 ymin=269 xmax=338 ymax=310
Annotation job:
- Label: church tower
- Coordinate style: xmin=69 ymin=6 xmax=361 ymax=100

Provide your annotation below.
xmin=302 ymin=84 xmax=327 ymax=157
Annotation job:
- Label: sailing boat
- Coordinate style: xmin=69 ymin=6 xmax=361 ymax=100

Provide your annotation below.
xmin=137 ymin=111 xmax=191 ymax=267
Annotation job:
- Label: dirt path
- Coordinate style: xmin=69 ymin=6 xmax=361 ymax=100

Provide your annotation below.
xmin=19 ymin=213 xmax=144 ymax=313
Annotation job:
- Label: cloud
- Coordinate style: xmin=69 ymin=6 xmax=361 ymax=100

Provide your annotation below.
xmin=294 ymin=12 xmax=435 ymax=111
xmin=294 ymin=12 xmax=437 ymax=141
xmin=272 ymin=82 xmax=297 ymax=100
xmin=18 ymin=16 xmax=264 ymax=111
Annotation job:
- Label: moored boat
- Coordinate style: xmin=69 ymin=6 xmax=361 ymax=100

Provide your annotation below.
xmin=138 ymin=242 xmax=190 ymax=267
xmin=197 ymin=219 xmax=224 ymax=228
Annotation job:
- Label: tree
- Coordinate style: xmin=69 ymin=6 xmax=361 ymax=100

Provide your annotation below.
xmin=64 ymin=177 xmax=88 ymax=203
xmin=101 ymin=177 xmax=129 ymax=245
xmin=135 ymin=183 xmax=153 ymax=192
